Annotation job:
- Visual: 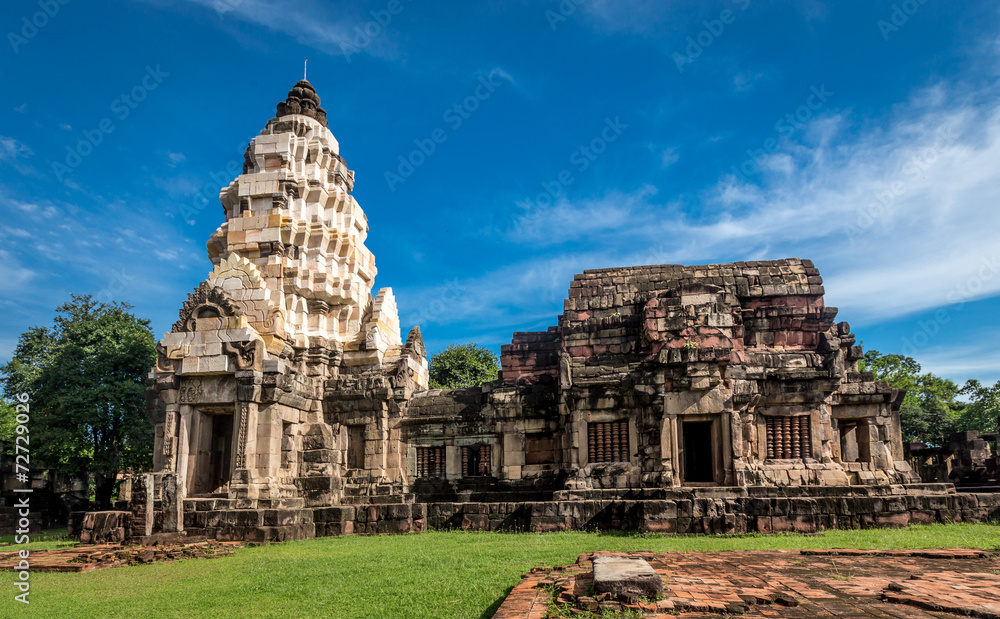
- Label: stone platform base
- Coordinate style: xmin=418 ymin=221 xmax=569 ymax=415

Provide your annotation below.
xmin=73 ymin=485 xmax=1000 ymax=544
xmin=181 ymin=497 xmax=316 ymax=542
xmin=494 ymin=549 xmax=1000 ymax=618
xmin=307 ymin=485 xmax=1000 ymax=539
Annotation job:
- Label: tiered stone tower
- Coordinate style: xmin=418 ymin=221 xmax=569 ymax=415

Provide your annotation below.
xmin=146 ymin=80 xmax=427 ymax=528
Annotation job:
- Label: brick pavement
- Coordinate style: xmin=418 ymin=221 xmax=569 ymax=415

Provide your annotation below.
xmin=493 ymin=549 xmax=1000 ymax=618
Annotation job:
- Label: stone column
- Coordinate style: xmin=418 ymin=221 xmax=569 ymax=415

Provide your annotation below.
xmin=161 ymin=404 xmax=180 ymax=472
xmin=142 ymin=473 xmax=154 ymax=537
xmin=160 ymin=472 xmax=185 ymax=534
xmin=230 ymin=400 xmax=260 ymax=500
xmin=178 ymin=405 xmax=193 ymax=495
xmin=660 ymin=415 xmax=679 ymax=487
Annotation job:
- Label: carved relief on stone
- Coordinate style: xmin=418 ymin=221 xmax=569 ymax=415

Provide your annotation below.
xmin=223 ymin=339 xmax=264 ymax=371
xmin=179 ymin=379 xmax=204 ymax=404
xmin=390 ymin=359 xmax=412 ymax=389
xmin=235 ymin=403 xmax=249 ymax=469
xmin=163 ymin=410 xmax=177 ymax=457
xmin=172 ymin=282 xmax=243 ymax=333
xmin=406 ymin=326 xmax=426 ymax=358
xmin=365 ymin=326 xmax=378 ymax=350
xmin=262 ymin=307 xmax=286 ymax=338
xmin=155 ymin=344 xmax=180 ymax=374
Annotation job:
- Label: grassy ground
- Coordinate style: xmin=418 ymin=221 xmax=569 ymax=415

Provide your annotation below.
xmin=0 ymin=528 xmax=77 ymax=551
xmin=2 ymin=523 xmax=998 ymax=618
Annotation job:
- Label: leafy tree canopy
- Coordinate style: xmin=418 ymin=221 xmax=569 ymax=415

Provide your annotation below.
xmin=0 ymin=400 xmax=17 ymax=445
xmin=859 ymin=349 xmax=999 ymax=445
xmin=957 ymin=379 xmax=1000 ymax=435
xmin=859 ymin=349 xmax=961 ymax=446
xmin=0 ymin=295 xmax=156 ymax=508
xmin=428 ymin=343 xmax=500 ymax=389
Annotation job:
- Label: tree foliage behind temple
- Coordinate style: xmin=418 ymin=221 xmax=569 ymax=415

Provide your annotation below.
xmin=859 ymin=350 xmax=999 ymax=446
xmin=0 ymin=295 xmax=155 ymax=508
xmin=428 ymin=343 xmax=500 ymax=389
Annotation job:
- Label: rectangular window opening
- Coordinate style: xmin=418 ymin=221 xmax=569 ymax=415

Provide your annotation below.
xmin=765 ymin=415 xmax=812 ymax=460
xmin=461 ymin=445 xmax=492 ymax=477
xmin=587 ymin=421 xmax=630 ymax=464
xmin=415 ymin=446 xmax=445 ymax=478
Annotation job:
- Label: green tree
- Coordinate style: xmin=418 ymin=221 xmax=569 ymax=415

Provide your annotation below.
xmin=957 ymin=379 xmax=1000 ymax=434
xmin=428 ymin=343 xmax=500 ymax=389
xmin=859 ymin=350 xmax=960 ymax=445
xmin=0 ymin=295 xmax=156 ymax=508
xmin=0 ymin=400 xmax=16 ymax=444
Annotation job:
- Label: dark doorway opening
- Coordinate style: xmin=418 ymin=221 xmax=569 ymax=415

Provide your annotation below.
xmin=347 ymin=425 xmax=365 ymax=470
xmin=210 ymin=414 xmax=233 ymax=494
xmin=682 ymin=421 xmax=714 ymax=483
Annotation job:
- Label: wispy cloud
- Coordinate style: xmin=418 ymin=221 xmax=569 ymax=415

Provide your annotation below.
xmin=153 ymin=174 xmax=203 ymax=199
xmin=407 ymin=77 xmax=1000 ymax=342
xmin=659 ymin=146 xmax=680 ymax=168
xmin=508 ymin=185 xmax=663 ymax=247
xmin=148 ymin=0 xmax=407 ymax=61
xmin=914 ymin=337 xmax=1000 ymax=383
xmin=581 ymin=0 xmax=681 ymax=36
xmin=733 ymin=70 xmax=764 ymax=92
xmin=0 ymin=136 xmax=32 ymax=162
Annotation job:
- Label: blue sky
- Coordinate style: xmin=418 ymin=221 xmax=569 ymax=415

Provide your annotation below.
xmin=1 ymin=0 xmax=999 ymax=386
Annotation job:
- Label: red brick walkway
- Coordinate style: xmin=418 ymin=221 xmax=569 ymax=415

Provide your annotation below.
xmin=493 ymin=549 xmax=1000 ymax=618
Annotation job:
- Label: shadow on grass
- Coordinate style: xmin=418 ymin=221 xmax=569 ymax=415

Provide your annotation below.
xmin=480 ymin=585 xmax=515 ymax=619
xmin=0 ymin=527 xmax=73 ymax=546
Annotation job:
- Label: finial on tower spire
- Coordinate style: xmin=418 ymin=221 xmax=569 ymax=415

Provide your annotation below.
xmin=304 ymin=59 xmax=308 ymax=81
xmin=275 ymin=75 xmax=328 ymax=128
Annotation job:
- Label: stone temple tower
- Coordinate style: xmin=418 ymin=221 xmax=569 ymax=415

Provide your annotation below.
xmin=92 ymin=78 xmax=962 ymax=548
xmin=147 ymin=80 xmax=428 ymax=518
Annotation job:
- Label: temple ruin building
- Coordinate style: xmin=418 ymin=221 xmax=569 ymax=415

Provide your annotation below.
xmin=74 ymin=80 xmax=1000 ymax=543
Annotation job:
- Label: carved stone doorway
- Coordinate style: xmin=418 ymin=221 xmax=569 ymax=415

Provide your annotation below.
xmin=191 ymin=410 xmax=234 ymax=496
xmin=681 ymin=421 xmax=715 ymax=483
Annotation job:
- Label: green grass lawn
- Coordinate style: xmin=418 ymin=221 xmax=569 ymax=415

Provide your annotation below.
xmin=0 ymin=528 xmax=78 ymax=552
xmin=2 ymin=523 xmax=998 ymax=618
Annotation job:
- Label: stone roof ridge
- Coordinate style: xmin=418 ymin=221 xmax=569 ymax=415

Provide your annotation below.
xmin=576 ymin=257 xmax=808 ymax=278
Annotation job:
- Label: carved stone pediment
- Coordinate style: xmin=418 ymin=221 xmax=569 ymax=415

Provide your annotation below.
xmin=172 ymin=282 xmax=243 ymax=333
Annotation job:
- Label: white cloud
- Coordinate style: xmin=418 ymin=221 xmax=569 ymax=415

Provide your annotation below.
xmin=1 ymin=227 xmax=31 ymax=239
xmin=508 ymin=185 xmax=661 ymax=247
xmin=167 ymin=152 xmax=186 ymax=166
xmin=151 ymin=0 xmax=405 ymax=61
xmin=0 ymin=136 xmax=32 ymax=162
xmin=912 ymin=338 xmax=1000 ymax=385
xmin=0 ymin=249 xmax=36 ymax=294
xmin=733 ymin=70 xmax=764 ymax=92
xmin=410 ymin=77 xmax=1000 ymax=344
xmin=660 ymin=147 xmax=679 ymax=168
xmin=153 ymin=174 xmax=203 ymax=199
xmin=581 ymin=0 xmax=679 ymax=35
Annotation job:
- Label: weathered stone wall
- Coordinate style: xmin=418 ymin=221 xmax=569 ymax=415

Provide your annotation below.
xmin=398 ymin=259 xmax=916 ymax=501
xmin=907 ymin=430 xmax=999 ymax=485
